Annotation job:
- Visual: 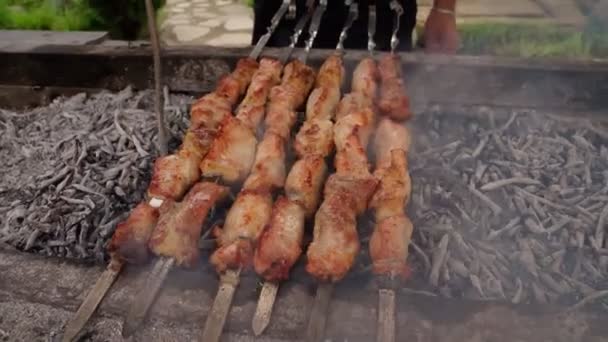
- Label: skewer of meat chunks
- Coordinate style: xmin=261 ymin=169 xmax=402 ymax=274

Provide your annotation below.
xmin=61 ymin=56 xmax=259 ymax=342
xmin=201 ymin=15 xmax=324 ymax=342
xmin=251 ymin=54 xmax=346 ymax=335
xmin=201 ymin=3 xmax=324 ymax=341
xmin=372 ymin=3 xmax=415 ymax=342
xmin=378 ymin=1 xmax=411 ymax=122
xmin=251 ymin=3 xmax=358 ymax=335
xmin=304 ymin=57 xmax=380 ymax=342
xmin=120 ymin=57 xmax=284 ymax=337
xmin=370 ymin=117 xmax=412 ymax=342
xmin=114 ymin=2 xmax=296 ymax=337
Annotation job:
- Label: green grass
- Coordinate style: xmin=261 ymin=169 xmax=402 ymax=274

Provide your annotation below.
xmin=453 ymin=22 xmax=608 ymax=59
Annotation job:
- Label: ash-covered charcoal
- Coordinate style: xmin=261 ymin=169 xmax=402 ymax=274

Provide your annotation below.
xmin=406 ymin=107 xmax=608 ymax=307
xmin=0 ymin=88 xmax=194 ymax=262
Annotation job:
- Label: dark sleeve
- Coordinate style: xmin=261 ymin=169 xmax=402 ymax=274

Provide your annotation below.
xmin=252 ymin=0 xmax=278 ymax=45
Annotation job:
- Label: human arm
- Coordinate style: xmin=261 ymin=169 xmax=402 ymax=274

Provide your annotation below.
xmin=423 ymin=0 xmax=460 ymax=54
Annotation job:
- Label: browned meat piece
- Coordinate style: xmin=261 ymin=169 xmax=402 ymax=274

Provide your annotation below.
xmin=200 ymin=115 xmax=257 ymax=184
xmin=265 ymin=105 xmax=298 ymax=140
xmin=335 ymin=93 xmax=374 ymax=121
xmin=254 ymin=196 xmax=306 ymax=281
xmin=352 ymin=57 xmax=378 ymax=101
xmin=294 ymin=118 xmax=334 ymax=158
xmin=284 ymin=155 xmax=328 ymax=217
xmin=189 ymin=92 xmax=233 ymax=132
xmin=324 ymin=174 xmax=377 ymax=215
xmin=305 ymin=174 xmax=377 ymax=282
xmin=315 ymin=53 xmax=344 ymax=90
xmin=335 ymin=134 xmax=373 ymax=180
xmin=108 ymin=202 xmax=159 ymax=264
xmin=216 ymin=57 xmax=259 ymax=104
xmin=369 ymin=214 xmax=413 ymax=279
xmin=236 ymin=58 xmax=282 ymax=131
xmin=373 ymin=117 xmax=411 ymax=169
xmin=147 ymin=148 xmax=201 ymax=201
xmin=148 ymin=182 xmax=229 ymax=267
xmin=305 ymin=86 xmax=341 ymax=121
xmin=370 ymin=150 xmax=411 ymax=220
xmin=305 ymin=188 xmax=359 ymax=282
xmin=333 ymin=107 xmax=375 ymax=151
xmin=378 ymin=54 xmax=412 ymax=121
xmin=279 ymin=59 xmax=317 ymax=109
xmin=210 ymin=190 xmax=273 ymax=272
xmin=242 ymin=132 xmax=286 ymax=193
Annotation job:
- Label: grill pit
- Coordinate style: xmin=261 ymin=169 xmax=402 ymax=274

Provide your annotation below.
xmin=0 ymin=44 xmax=607 ymax=341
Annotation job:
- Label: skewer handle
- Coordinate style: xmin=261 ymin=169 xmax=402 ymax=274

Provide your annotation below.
xmin=377 ymin=289 xmax=397 ymax=342
xmin=251 ymin=281 xmax=280 ymax=336
xmin=367 ymin=4 xmax=377 ymax=54
xmin=201 ymin=269 xmax=241 ymax=342
xmin=389 ymin=0 xmax=404 ymax=53
xmin=122 ymin=257 xmax=174 ymax=337
xmin=287 ymin=0 xmax=297 ymax=19
xmin=336 ymin=2 xmax=359 ymax=52
xmin=303 ymin=0 xmax=328 ymax=60
xmin=62 ymin=259 xmax=123 ymax=342
xmin=305 ymin=283 xmax=334 ymax=342
xmin=282 ymin=0 xmax=316 ymax=63
xmin=249 ymin=0 xmax=292 ymax=60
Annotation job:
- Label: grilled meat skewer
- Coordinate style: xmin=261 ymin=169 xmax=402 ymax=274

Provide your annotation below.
xmin=106 ymin=58 xmax=259 ymax=266
xmin=304 ymin=57 xmax=380 ymax=342
xmin=254 ymin=54 xmax=344 ymax=281
xmin=121 ymin=58 xmax=284 ymax=338
xmin=369 ymin=117 xmax=412 ymax=279
xmin=63 ymin=58 xmax=259 ymax=342
xmin=201 ymin=59 xmax=282 ymax=184
xmin=378 ymin=54 xmax=412 ymax=121
xmin=210 ymin=59 xmax=316 ymax=273
xmin=306 ymin=58 xmax=380 ymax=283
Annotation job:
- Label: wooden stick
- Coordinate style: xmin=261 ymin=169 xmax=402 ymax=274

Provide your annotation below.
xmin=144 ymin=0 xmax=168 ymax=156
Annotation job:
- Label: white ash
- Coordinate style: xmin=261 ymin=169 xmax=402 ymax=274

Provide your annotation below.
xmin=0 ymin=88 xmax=194 ymax=262
xmin=398 ymin=107 xmax=608 ymax=308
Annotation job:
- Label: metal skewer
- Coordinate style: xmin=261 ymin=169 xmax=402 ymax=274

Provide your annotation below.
xmin=376 ymin=6 xmax=404 ymax=342
xmin=300 ymin=0 xmax=327 ymax=63
xmin=305 ymin=3 xmax=374 ymax=341
xmin=368 ymin=2 xmax=377 ymax=55
xmin=118 ymin=2 xmax=294 ymax=338
xmin=201 ymin=3 xmax=321 ymax=342
xmin=389 ymin=0 xmax=404 ymax=54
xmin=249 ymin=0 xmax=292 ymax=60
xmin=336 ymin=1 xmax=359 ymax=53
xmin=281 ymin=0 xmax=316 ymax=64
xmin=252 ymin=2 xmax=340 ymax=338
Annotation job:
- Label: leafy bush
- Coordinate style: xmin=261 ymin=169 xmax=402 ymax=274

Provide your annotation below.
xmin=0 ymin=0 xmax=164 ymax=39
xmin=0 ymin=0 xmax=97 ymax=30
xmin=86 ymin=0 xmax=165 ymax=39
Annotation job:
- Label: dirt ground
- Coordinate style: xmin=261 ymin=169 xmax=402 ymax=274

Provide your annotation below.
xmin=1 ymin=246 xmax=607 ymax=342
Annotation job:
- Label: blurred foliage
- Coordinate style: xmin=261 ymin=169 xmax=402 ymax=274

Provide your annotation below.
xmin=418 ymin=22 xmax=608 ymax=59
xmin=0 ymin=0 xmax=98 ymax=30
xmin=0 ymin=0 xmax=164 ymax=39
xmin=87 ymin=0 xmax=165 ymax=39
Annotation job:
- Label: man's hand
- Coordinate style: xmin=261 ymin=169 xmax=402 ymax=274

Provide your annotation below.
xmin=423 ymin=1 xmax=460 ymax=54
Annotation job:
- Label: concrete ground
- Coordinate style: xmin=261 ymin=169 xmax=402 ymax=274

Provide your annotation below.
xmin=160 ymin=0 xmax=589 ymax=47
